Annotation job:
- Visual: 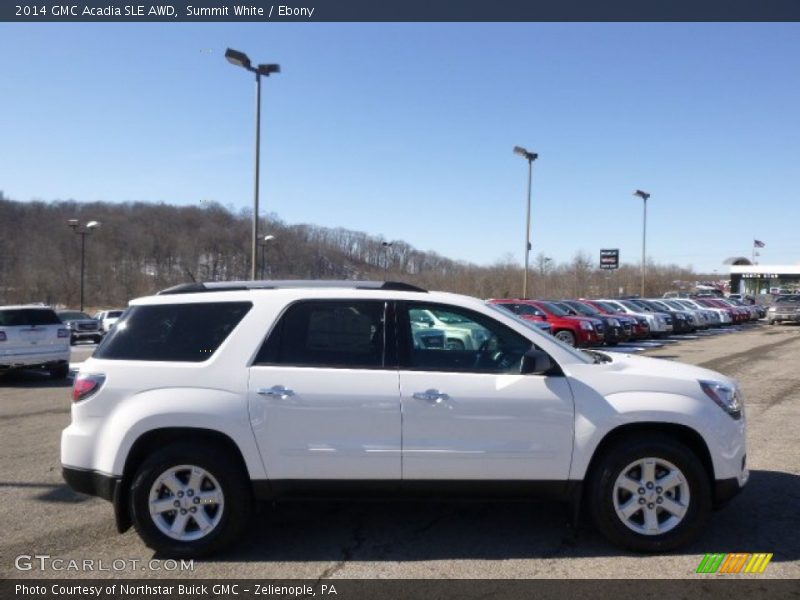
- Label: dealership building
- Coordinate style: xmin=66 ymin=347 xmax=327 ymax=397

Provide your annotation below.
xmin=728 ymin=259 xmax=800 ymax=295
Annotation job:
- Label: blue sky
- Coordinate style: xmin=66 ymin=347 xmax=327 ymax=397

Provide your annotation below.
xmin=1 ymin=23 xmax=798 ymax=272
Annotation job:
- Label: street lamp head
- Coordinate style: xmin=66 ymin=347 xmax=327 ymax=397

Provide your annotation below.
xmin=263 ymin=235 xmax=275 ymax=242
xmin=381 ymin=241 xmax=393 ymax=248
xmin=67 ymin=219 xmax=79 ymax=229
xmin=633 ymin=190 xmax=651 ymax=201
xmin=257 ymin=63 xmax=280 ymax=76
xmin=86 ymin=221 xmax=101 ymax=229
xmin=513 ymin=146 xmax=538 ymax=161
xmin=225 ymin=48 xmax=252 ymax=71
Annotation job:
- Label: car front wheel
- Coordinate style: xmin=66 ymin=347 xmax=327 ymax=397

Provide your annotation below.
xmin=554 ymin=330 xmax=577 ymax=346
xmin=130 ymin=443 xmax=251 ymax=557
xmin=588 ymin=434 xmax=711 ymax=552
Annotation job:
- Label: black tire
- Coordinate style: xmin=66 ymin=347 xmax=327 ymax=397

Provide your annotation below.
xmin=588 ymin=434 xmax=711 ymax=553
xmin=554 ymin=329 xmax=577 ymax=346
xmin=129 ymin=442 xmax=251 ymax=558
xmin=49 ymin=363 xmax=69 ymax=379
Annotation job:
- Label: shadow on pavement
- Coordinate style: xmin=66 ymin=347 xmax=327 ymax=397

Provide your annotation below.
xmin=0 ymin=369 xmax=72 ymax=388
xmin=206 ymin=469 xmax=799 ymax=564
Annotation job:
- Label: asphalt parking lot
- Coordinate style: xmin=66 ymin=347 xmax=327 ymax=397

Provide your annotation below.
xmin=1 ymin=325 xmax=798 ymax=579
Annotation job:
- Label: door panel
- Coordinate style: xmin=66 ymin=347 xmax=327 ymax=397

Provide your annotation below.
xmin=398 ymin=301 xmax=575 ymax=481
xmin=247 ymin=299 xmax=401 ymax=480
xmin=400 ymin=371 xmax=574 ymax=480
xmin=249 ymin=367 xmax=401 ymax=480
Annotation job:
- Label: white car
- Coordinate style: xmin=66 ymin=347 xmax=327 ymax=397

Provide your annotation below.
xmin=62 ymin=281 xmax=748 ymax=557
xmin=599 ymin=299 xmax=673 ymax=337
xmin=92 ymin=309 xmax=125 ymax=333
xmin=679 ymin=299 xmax=732 ymax=325
xmin=1 ymin=305 xmax=71 ymax=378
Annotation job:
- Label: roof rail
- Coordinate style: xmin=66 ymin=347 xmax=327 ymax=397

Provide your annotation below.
xmin=157 ymin=280 xmax=427 ymax=295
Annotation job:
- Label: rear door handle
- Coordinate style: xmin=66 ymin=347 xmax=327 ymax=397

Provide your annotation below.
xmin=412 ymin=389 xmax=450 ymax=403
xmin=257 ymin=385 xmax=295 ymax=399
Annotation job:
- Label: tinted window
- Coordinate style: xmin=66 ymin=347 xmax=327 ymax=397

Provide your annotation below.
xmin=495 ymin=303 xmax=545 ymax=318
xmin=256 ymin=300 xmax=386 ymax=368
xmin=59 ymin=311 xmax=92 ymax=320
xmin=94 ymin=302 xmax=252 ymax=362
xmin=402 ymin=303 xmax=533 ymax=374
xmin=0 ymin=309 xmax=61 ymax=326
xmin=107 ymin=311 xmax=124 ymax=317
xmin=775 ymin=296 xmax=800 ymax=304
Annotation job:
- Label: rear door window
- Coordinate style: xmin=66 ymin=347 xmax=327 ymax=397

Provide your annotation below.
xmin=94 ymin=302 xmax=252 ymax=362
xmin=255 ymin=300 xmax=386 ymax=369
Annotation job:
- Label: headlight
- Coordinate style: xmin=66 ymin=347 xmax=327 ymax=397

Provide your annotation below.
xmin=768 ymin=307 xmax=776 ymax=312
xmin=675 ymin=313 xmax=685 ymax=320
xmin=699 ymin=380 xmax=743 ymax=420
xmin=579 ymin=321 xmax=594 ymax=331
xmin=608 ymin=318 xmax=620 ymax=327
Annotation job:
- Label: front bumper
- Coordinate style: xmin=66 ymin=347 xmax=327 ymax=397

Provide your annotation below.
xmin=771 ymin=312 xmax=800 ymax=322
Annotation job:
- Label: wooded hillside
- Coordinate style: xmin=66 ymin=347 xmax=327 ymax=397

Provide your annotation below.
xmin=0 ymin=195 xmax=702 ymax=308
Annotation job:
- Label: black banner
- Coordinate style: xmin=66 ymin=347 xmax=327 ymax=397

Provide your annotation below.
xmin=3 ymin=579 xmax=800 ymax=600
xmin=600 ymin=248 xmax=620 ymax=270
xmin=3 ymin=0 xmax=800 ymax=22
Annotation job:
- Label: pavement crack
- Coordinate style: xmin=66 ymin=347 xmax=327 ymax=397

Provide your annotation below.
xmin=314 ymin=513 xmax=366 ymax=581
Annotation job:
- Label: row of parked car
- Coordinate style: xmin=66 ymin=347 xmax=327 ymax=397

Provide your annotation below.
xmin=486 ymin=296 xmax=765 ymax=348
xmin=0 ymin=305 xmax=124 ymax=379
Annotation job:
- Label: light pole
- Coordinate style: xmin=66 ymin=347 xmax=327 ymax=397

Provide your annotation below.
xmin=633 ymin=189 xmax=651 ymax=297
xmin=257 ymin=235 xmax=275 ymax=279
xmin=67 ymin=219 xmax=101 ymax=312
xmin=225 ymin=48 xmax=280 ymax=281
xmin=514 ymin=146 xmax=538 ymax=298
xmin=381 ymin=241 xmax=393 ymax=279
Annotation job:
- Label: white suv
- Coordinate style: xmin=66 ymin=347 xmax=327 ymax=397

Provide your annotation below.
xmin=1 ymin=305 xmax=71 ymax=378
xmin=61 ymin=281 xmax=748 ymax=557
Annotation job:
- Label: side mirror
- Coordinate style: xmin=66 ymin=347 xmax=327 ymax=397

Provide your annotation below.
xmin=521 ymin=348 xmax=553 ymax=375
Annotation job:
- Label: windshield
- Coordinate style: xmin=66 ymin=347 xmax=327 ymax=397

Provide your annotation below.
xmin=597 ymin=301 xmax=624 ymax=314
xmin=619 ymin=300 xmax=643 ymax=312
xmin=485 ymin=303 xmax=592 ymax=364
xmin=107 ymin=311 xmax=124 ymax=318
xmin=775 ymin=296 xmax=800 ymax=304
xmin=567 ymin=301 xmax=598 ymax=316
xmin=59 ymin=311 xmax=91 ymax=320
xmin=429 ymin=309 xmax=472 ymax=324
xmin=539 ymin=301 xmax=570 ymax=317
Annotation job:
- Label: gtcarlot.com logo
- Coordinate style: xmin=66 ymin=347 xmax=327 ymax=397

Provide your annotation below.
xmin=696 ymin=553 xmax=773 ymax=574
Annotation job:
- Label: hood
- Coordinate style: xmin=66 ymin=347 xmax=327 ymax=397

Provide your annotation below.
xmin=570 ymin=351 xmax=737 ymax=399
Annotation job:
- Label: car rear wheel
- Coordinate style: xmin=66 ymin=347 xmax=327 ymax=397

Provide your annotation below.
xmin=554 ymin=330 xmax=576 ymax=346
xmin=130 ymin=443 xmax=251 ymax=557
xmin=588 ymin=434 xmax=710 ymax=552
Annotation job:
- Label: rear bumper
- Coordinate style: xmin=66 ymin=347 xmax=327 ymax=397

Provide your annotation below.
xmin=62 ymin=466 xmax=119 ymax=502
xmin=0 ymin=348 xmax=69 ymax=369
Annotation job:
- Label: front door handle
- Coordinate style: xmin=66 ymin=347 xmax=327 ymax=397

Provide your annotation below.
xmin=412 ymin=389 xmax=450 ymax=403
xmin=257 ymin=385 xmax=295 ymax=399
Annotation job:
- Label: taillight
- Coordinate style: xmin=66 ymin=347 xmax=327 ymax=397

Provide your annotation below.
xmin=58 ymin=328 xmax=69 ymax=338
xmin=72 ymin=373 xmax=106 ymax=403
xmin=0 ymin=331 xmax=6 ymax=341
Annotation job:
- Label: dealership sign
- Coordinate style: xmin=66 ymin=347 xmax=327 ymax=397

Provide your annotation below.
xmin=600 ymin=249 xmax=619 ymax=270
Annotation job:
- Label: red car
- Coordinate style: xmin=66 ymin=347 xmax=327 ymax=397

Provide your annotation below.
xmin=490 ymin=299 xmax=604 ymax=347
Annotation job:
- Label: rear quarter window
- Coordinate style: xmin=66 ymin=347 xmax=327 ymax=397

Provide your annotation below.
xmin=94 ymin=302 xmax=252 ymax=362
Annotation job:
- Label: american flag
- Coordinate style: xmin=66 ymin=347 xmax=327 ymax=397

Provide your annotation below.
xmin=754 ymin=239 xmax=766 ymax=248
